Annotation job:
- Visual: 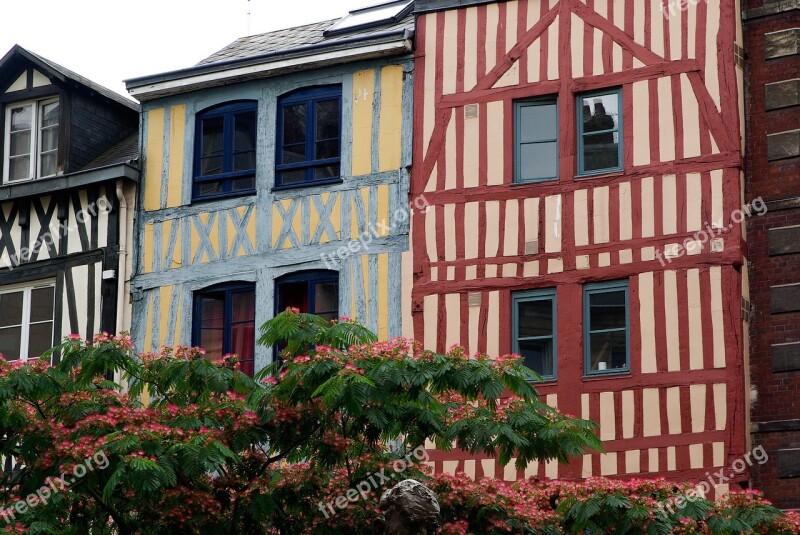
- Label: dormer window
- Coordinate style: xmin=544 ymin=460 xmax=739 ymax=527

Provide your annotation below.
xmin=3 ymin=97 xmax=59 ymax=183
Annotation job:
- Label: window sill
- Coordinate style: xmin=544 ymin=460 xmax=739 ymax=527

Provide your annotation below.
xmin=271 ymin=178 xmax=343 ymax=192
xmin=528 ymin=377 xmax=557 ymax=385
xmin=511 ymin=177 xmax=559 ymax=186
xmin=582 ymin=370 xmax=631 ymax=380
xmin=0 ymin=164 xmax=138 ymax=202
xmin=191 ymin=189 xmax=257 ymax=204
xmin=574 ymin=169 xmax=625 ymax=181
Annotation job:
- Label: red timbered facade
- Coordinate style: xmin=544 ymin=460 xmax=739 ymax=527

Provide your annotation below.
xmin=408 ymin=0 xmax=749 ymax=492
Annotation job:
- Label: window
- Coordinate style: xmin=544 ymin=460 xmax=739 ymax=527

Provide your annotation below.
xmin=512 ymin=289 xmax=556 ymax=380
xmin=192 ymin=283 xmax=256 ymax=376
xmin=193 ymin=101 xmax=257 ymax=201
xmin=325 ymin=0 xmax=413 ymax=36
xmin=0 ymin=283 xmax=55 ymax=361
xmin=275 ymin=86 xmax=341 ymax=188
xmin=584 ymin=281 xmax=629 ymax=375
xmin=3 ymin=98 xmax=59 ymax=183
xmin=577 ymin=89 xmax=622 ymax=176
xmin=514 ymin=99 xmax=558 ymax=182
xmin=275 ymin=270 xmax=339 ymax=322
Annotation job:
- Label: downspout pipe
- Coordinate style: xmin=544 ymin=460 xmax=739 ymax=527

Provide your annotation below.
xmin=115 ymin=179 xmax=128 ymax=335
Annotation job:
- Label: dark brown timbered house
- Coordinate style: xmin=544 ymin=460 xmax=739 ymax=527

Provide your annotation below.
xmin=0 ymin=45 xmax=139 ymax=361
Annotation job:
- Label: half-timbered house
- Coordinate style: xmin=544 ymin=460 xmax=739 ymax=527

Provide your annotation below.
xmin=409 ymin=0 xmax=749 ymax=493
xmin=124 ymin=2 xmax=415 ymax=376
xmin=0 ymin=46 xmax=139 ymax=359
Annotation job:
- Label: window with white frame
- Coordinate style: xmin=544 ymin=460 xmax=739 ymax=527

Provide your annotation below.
xmin=0 ymin=282 xmax=55 ymax=361
xmin=3 ymin=98 xmax=59 ymax=183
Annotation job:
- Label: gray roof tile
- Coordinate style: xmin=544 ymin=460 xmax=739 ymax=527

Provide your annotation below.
xmin=198 ymin=15 xmax=413 ymax=66
xmin=79 ymin=134 xmax=139 ymax=172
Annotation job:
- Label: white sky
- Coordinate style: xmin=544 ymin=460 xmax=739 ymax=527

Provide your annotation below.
xmin=1 ymin=0 xmax=372 ymax=100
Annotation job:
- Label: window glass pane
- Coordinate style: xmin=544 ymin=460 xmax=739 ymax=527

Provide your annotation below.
xmin=588 ymin=330 xmax=627 ymax=371
xmin=314 ymin=282 xmax=338 ymax=315
xmin=200 ymin=296 xmax=224 ymax=328
xmin=200 ymin=328 xmax=224 ymax=359
xmin=317 ymin=312 xmax=337 ymax=323
xmin=41 ymin=128 xmax=58 ymax=152
xmin=520 ymin=142 xmax=558 ymax=180
xmin=519 ymin=103 xmax=557 ymax=142
xmin=0 ymin=292 xmax=24 ymax=328
xmin=232 ymin=291 xmax=255 ymax=322
xmin=582 ymin=132 xmax=620 ymax=172
xmin=314 ymin=165 xmax=339 ymax=181
xmin=278 ymin=282 xmax=308 ymax=312
xmin=41 ymin=101 xmax=59 ymax=127
xmin=581 ymin=93 xmax=619 ymax=133
xmin=10 ymin=105 xmax=32 ymax=131
xmin=198 ymin=180 xmax=223 ymax=196
xmin=40 ymin=153 xmax=57 ymax=177
xmin=9 ymin=156 xmax=31 ymax=181
xmin=518 ymin=338 xmax=554 ymax=377
xmin=315 ymin=139 xmax=339 ymax=160
xmin=233 ymin=151 xmax=256 ymax=172
xmin=0 ymin=326 xmax=21 ymax=360
xmin=233 ymin=112 xmax=256 ymax=153
xmin=231 ymin=323 xmax=255 ymax=360
xmin=10 ymin=131 xmax=31 ymax=157
xmin=28 ymin=322 xmax=53 ymax=359
xmin=589 ymin=290 xmax=626 ymax=331
xmin=238 ymin=359 xmax=255 ymax=378
xmin=232 ymin=176 xmax=255 ymax=192
xmin=315 ymin=99 xmax=340 ymax=141
xmin=282 ymin=143 xmax=306 ymax=164
xmin=201 ymin=117 xmax=224 ymax=159
xmin=201 ymin=156 xmax=224 ymax=176
xmin=283 ymin=104 xmax=307 ymax=145
xmin=30 ymin=287 xmax=55 ymax=323
xmin=279 ymin=170 xmax=306 ymax=185
xmin=517 ymin=299 xmax=553 ymax=338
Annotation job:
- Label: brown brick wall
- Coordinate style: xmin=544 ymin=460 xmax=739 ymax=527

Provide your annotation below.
xmin=744 ymin=0 xmax=800 ymax=509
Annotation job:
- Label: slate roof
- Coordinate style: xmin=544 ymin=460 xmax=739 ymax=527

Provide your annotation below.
xmin=79 ymin=133 xmax=139 ymax=172
xmin=198 ymin=14 xmax=414 ymax=66
xmin=0 ymin=45 xmax=139 ymax=112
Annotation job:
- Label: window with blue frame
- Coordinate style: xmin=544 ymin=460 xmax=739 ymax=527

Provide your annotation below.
xmin=275 ymin=270 xmax=339 ymax=321
xmin=513 ymin=289 xmax=557 ymax=380
xmin=192 ymin=283 xmax=256 ymax=376
xmin=275 ymin=86 xmax=342 ymax=188
xmin=577 ymin=88 xmax=622 ymax=176
xmin=514 ymin=98 xmax=558 ymax=183
xmin=193 ymin=101 xmax=257 ymax=201
xmin=584 ymin=280 xmax=629 ymax=375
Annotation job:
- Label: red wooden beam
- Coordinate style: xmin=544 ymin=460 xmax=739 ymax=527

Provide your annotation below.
xmin=475 ymin=1 xmax=561 ymax=90
xmin=412 ymin=152 xmax=740 ymax=206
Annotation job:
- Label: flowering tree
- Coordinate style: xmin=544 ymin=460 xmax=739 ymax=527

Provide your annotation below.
xmin=0 ymin=311 xmax=600 ymax=534
xmin=0 ymin=312 xmax=795 ymax=534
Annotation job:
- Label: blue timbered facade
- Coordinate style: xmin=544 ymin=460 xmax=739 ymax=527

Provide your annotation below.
xmin=125 ymin=2 xmax=415 ymax=374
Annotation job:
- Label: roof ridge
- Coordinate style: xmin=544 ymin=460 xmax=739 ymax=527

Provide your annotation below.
xmin=0 ymin=45 xmax=139 ymax=112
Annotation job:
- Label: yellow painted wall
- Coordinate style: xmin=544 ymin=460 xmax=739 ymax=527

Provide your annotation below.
xmin=352 ymin=69 xmax=375 ymax=176
xmin=144 ymin=108 xmax=165 ymax=212
xmin=378 ymin=65 xmax=403 ymax=171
